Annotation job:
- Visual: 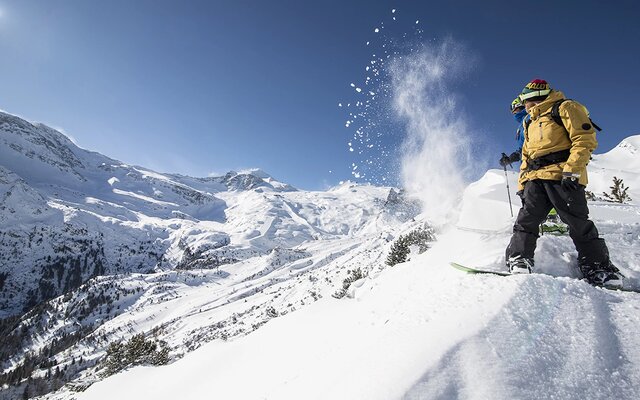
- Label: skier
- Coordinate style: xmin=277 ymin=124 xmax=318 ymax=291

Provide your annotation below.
xmin=505 ymin=79 xmax=623 ymax=288
xmin=499 ymin=97 xmax=527 ymax=167
xmin=501 ymin=97 xmax=561 ymax=227
xmin=504 ymin=97 xmax=566 ymax=234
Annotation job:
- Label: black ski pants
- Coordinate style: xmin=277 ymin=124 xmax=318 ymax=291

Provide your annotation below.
xmin=506 ymin=179 xmax=609 ymax=264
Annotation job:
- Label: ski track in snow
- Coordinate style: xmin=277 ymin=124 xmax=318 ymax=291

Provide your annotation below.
xmin=405 ymin=272 xmax=640 ymax=399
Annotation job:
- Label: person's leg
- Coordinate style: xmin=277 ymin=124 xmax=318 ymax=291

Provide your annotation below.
xmin=506 ymin=180 xmax=553 ymax=268
xmin=544 ymin=181 xmax=608 ymax=263
xmin=544 ymin=181 xmax=622 ymax=287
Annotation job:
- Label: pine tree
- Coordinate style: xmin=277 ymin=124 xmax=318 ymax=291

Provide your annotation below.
xmin=602 ymin=176 xmax=632 ymax=203
xmin=102 ymin=334 xmax=169 ymax=377
xmin=332 ymin=268 xmax=366 ymax=299
xmin=386 ymin=236 xmax=410 ymax=267
xmin=385 ymin=226 xmax=435 ymax=267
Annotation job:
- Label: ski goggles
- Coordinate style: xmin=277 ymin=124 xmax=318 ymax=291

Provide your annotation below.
xmin=510 ymin=97 xmax=524 ymax=113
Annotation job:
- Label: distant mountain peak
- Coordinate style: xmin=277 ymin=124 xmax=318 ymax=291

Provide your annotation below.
xmin=616 ymin=134 xmax=640 ymax=154
xmin=204 ymin=169 xmax=296 ymax=192
xmin=238 ymin=168 xmax=272 ymax=179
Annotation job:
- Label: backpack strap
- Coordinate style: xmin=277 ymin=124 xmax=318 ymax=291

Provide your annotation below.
xmin=523 ymin=116 xmax=532 ymax=135
xmin=550 ymin=99 xmax=567 ymax=127
xmin=551 ymin=99 xmax=602 ymax=132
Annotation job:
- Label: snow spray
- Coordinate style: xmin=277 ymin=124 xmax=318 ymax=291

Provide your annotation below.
xmin=390 ymin=39 xmax=475 ymax=226
xmin=340 ymin=10 xmax=427 ymax=185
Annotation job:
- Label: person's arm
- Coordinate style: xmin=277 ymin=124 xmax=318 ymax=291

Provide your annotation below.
xmin=508 ymin=148 xmax=521 ymax=163
xmin=518 ymin=130 xmax=530 ymax=191
xmin=560 ymin=101 xmax=597 ymax=177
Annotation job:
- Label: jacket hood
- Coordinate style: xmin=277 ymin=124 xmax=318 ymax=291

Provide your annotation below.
xmin=529 ymin=90 xmax=566 ymax=118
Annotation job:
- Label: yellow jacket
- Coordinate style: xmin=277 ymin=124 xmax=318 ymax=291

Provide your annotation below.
xmin=518 ymin=90 xmax=597 ymax=191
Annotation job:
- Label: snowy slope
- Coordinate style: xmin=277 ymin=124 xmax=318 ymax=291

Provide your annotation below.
xmin=76 ymin=142 xmax=640 ymax=400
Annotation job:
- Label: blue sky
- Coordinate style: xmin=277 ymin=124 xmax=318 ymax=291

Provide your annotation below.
xmin=1 ymin=0 xmax=639 ymax=190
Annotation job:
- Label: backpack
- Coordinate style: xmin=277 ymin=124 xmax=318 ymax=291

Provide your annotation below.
xmin=550 ymin=99 xmax=602 ymax=132
xmin=524 ymin=99 xmax=602 ymax=134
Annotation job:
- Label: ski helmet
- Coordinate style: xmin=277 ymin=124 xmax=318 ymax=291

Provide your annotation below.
xmin=519 ymin=79 xmax=551 ymax=101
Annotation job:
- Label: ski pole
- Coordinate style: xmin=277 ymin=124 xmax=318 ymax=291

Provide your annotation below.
xmin=502 ymin=164 xmax=514 ymax=217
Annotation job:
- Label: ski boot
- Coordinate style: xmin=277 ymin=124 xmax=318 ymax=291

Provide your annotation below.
xmin=579 ymin=260 xmax=624 ymax=289
xmin=507 ymin=255 xmax=534 ymax=274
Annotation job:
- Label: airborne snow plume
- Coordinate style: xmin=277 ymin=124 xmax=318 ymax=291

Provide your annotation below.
xmin=391 ymin=39 xmax=475 ymax=225
xmin=340 ymin=9 xmax=425 ymax=185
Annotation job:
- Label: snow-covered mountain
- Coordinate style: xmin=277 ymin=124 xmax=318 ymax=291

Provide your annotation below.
xmin=2 ymin=109 xmax=640 ymax=399
xmin=0 ymin=110 xmax=421 ymax=399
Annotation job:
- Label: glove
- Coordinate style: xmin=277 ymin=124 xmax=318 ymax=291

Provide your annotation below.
xmin=561 ymin=173 xmax=581 ymax=192
xmin=508 ymin=151 xmax=521 ymax=163
xmin=499 ymin=153 xmax=511 ymax=167
xmin=516 ymin=189 xmax=525 ymax=205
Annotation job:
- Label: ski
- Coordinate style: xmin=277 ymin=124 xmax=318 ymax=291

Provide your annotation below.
xmin=449 ymin=262 xmax=510 ymax=276
xmin=449 ymin=262 xmax=639 ymax=293
xmin=540 ymin=223 xmax=568 ymax=235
